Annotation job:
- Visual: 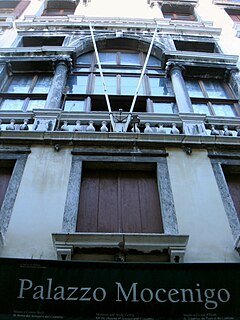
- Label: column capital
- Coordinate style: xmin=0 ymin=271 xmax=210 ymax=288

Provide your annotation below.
xmin=223 ymin=67 xmax=239 ymax=82
xmin=51 ymin=57 xmax=72 ymax=73
xmin=165 ymin=61 xmax=185 ymax=77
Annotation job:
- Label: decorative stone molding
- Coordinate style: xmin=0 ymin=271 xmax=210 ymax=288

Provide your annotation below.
xmin=32 ymin=109 xmax=60 ymax=131
xmin=52 ymin=233 xmax=189 ymax=262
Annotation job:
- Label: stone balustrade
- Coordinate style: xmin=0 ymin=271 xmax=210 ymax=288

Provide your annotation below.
xmin=1 ymin=111 xmax=240 ymax=138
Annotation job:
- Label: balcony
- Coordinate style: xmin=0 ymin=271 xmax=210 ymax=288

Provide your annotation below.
xmin=0 ymin=109 xmax=240 ymax=149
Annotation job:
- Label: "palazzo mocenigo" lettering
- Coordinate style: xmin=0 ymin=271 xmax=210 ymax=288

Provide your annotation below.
xmin=17 ymin=278 xmax=231 ymax=310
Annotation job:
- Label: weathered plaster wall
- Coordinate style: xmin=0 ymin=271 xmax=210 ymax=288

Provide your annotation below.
xmin=167 ymin=148 xmax=240 ymax=262
xmin=1 ymin=146 xmax=72 ymax=259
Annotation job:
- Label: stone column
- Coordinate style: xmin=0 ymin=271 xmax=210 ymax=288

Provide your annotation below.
xmin=167 ymin=62 xmax=193 ymax=113
xmin=45 ymin=60 xmax=70 ymax=109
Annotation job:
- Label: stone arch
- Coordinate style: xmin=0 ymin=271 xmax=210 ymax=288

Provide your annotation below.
xmin=72 ymin=33 xmax=166 ymax=67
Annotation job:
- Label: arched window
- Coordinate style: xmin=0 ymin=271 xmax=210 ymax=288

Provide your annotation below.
xmin=65 ymin=49 xmax=176 ymax=114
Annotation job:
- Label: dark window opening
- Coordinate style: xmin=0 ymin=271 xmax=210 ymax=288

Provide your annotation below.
xmin=20 ymin=36 xmax=65 ymax=47
xmin=162 ymin=4 xmax=196 ymax=21
xmin=174 ymin=40 xmax=219 ymax=53
xmin=222 ymin=165 xmax=240 ymax=220
xmin=225 ymin=8 xmax=240 ymax=22
xmin=0 ymin=160 xmax=15 ymax=210
xmin=76 ymin=163 xmax=163 ymax=234
xmin=42 ymin=0 xmax=76 ymax=16
xmin=90 ymin=96 xmax=147 ymax=113
xmin=0 ymin=0 xmax=30 ymax=18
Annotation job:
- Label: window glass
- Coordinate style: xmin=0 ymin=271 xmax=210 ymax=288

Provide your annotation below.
xmin=94 ymin=76 xmax=116 ymax=95
xmin=212 ymin=104 xmax=236 ymax=117
xmin=67 ymin=75 xmax=88 ymax=94
xmin=0 ymin=99 xmax=24 ymax=110
xmin=99 ymin=52 xmax=117 ymax=65
xmin=64 ymin=100 xmax=85 ymax=112
xmin=6 ymin=75 xmax=32 ymax=93
xmin=186 ymin=80 xmax=204 ymax=97
xmin=153 ymin=102 xmax=174 ymax=113
xmin=27 ymin=100 xmax=45 ymax=110
xmin=204 ymin=80 xmax=229 ymax=99
xmin=97 ymin=68 xmax=141 ymax=74
xmin=147 ymin=56 xmax=161 ymax=67
xmin=120 ymin=53 xmax=140 ymax=66
xmin=121 ymin=76 xmax=144 ymax=95
xmin=32 ymin=75 xmax=52 ymax=93
xmin=76 ymin=53 xmax=93 ymax=64
xmin=192 ymin=104 xmax=211 ymax=115
xmin=149 ymin=77 xmax=173 ymax=96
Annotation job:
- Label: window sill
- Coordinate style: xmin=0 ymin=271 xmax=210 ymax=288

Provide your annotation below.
xmin=52 ymin=233 xmax=189 ymax=263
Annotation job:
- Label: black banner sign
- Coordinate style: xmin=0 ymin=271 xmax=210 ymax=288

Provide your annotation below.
xmin=0 ymin=258 xmax=239 ymax=319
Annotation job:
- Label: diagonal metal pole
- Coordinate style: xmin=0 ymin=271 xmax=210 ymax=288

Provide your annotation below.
xmin=124 ymin=26 xmax=158 ymax=132
xmin=89 ymin=22 xmax=115 ymax=131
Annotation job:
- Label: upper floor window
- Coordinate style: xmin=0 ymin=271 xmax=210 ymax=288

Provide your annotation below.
xmin=174 ymin=40 xmax=220 ymax=53
xmin=161 ymin=3 xmax=196 ymax=21
xmin=0 ymin=73 xmax=52 ymax=111
xmin=225 ymin=8 xmax=240 ymax=22
xmin=42 ymin=0 xmax=77 ymax=16
xmin=18 ymin=36 xmax=65 ymax=47
xmin=0 ymin=160 xmax=15 ymax=210
xmin=77 ymin=163 xmax=163 ymax=234
xmin=65 ymin=50 xmax=176 ymax=114
xmin=222 ymin=165 xmax=240 ymax=221
xmin=0 ymin=0 xmax=30 ymax=18
xmin=186 ymin=78 xmax=239 ymax=117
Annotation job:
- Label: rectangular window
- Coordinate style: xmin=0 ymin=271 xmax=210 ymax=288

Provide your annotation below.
xmin=3 ymin=74 xmax=52 ymax=94
xmin=0 ymin=1 xmax=30 ymax=18
xmin=77 ymin=165 xmax=163 ymax=233
xmin=42 ymin=1 xmax=76 ymax=16
xmin=20 ymin=36 xmax=65 ymax=47
xmin=0 ymin=161 xmax=14 ymax=210
xmin=222 ymin=166 xmax=240 ymax=220
xmin=94 ymin=75 xmax=117 ymax=95
xmin=152 ymin=102 xmax=176 ymax=113
xmin=186 ymin=78 xmax=238 ymax=117
xmin=67 ymin=75 xmax=88 ymax=94
xmin=149 ymin=77 xmax=173 ymax=96
xmin=225 ymin=8 xmax=240 ymax=22
xmin=161 ymin=4 xmax=196 ymax=21
xmin=64 ymin=100 xmax=85 ymax=112
xmin=174 ymin=40 xmax=218 ymax=53
xmin=0 ymin=73 xmax=51 ymax=111
xmin=121 ymin=76 xmax=144 ymax=95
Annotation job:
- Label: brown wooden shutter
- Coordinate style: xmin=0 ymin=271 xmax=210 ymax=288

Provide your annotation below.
xmin=77 ymin=168 xmax=163 ymax=233
xmin=0 ymin=167 xmax=13 ymax=209
xmin=224 ymin=172 xmax=240 ymax=220
xmin=13 ymin=1 xmax=30 ymax=18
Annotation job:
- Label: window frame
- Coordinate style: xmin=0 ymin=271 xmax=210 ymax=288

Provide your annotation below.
xmin=62 ymin=154 xmax=179 ymax=235
xmin=0 ymin=72 xmax=53 ymax=111
xmin=42 ymin=0 xmax=77 ymax=16
xmin=185 ymin=78 xmax=240 ymax=117
xmin=0 ymin=0 xmax=30 ymax=18
xmin=65 ymin=50 xmax=175 ymax=113
xmin=0 ymin=150 xmax=29 ymax=247
xmin=161 ymin=3 xmax=197 ymax=21
xmin=54 ymin=151 xmax=188 ymax=262
xmin=210 ymin=154 xmax=240 ymax=240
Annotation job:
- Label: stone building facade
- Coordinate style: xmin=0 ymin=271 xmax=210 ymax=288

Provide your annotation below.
xmin=0 ymin=0 xmax=239 ymax=318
